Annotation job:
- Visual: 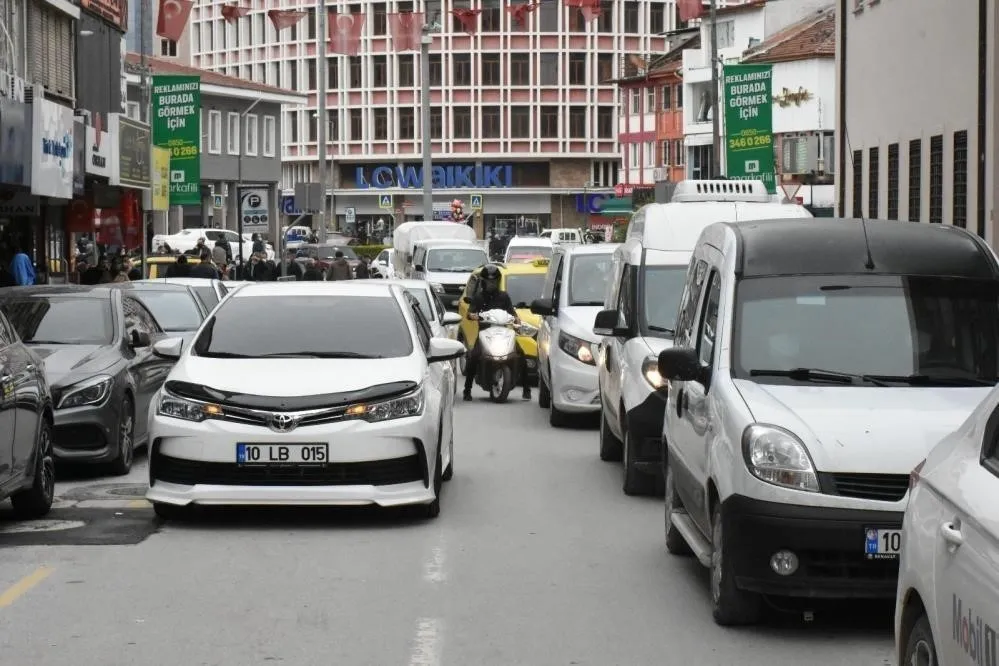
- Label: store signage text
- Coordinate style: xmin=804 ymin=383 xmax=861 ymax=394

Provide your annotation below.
xmin=953 ymin=594 xmax=997 ymax=666
xmin=575 ymin=193 xmax=608 ymax=214
xmin=356 ymin=164 xmax=513 ymax=189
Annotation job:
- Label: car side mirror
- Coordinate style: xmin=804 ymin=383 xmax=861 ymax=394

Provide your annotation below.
xmin=593 ymin=309 xmax=629 ymax=337
xmin=130 ymin=330 xmax=151 ymax=348
xmin=427 ymin=337 xmax=466 ymax=363
xmin=414 ymin=264 xmax=425 ymax=273
xmin=152 ymin=337 xmax=183 ymax=360
xmin=658 ymin=348 xmax=703 ymax=383
xmin=530 ymin=297 xmax=554 ymax=316
xmin=442 ymin=312 xmax=462 ymax=326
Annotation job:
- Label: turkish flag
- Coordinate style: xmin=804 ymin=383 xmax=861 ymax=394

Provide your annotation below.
xmin=388 ymin=12 xmax=424 ymax=52
xmin=329 ymin=13 xmax=365 ymax=56
xmin=156 ymin=0 xmax=193 ymax=42
xmin=220 ymin=4 xmax=249 ymax=23
xmin=268 ymin=9 xmax=307 ymax=31
xmin=450 ymin=8 xmax=481 ymax=35
xmin=505 ymin=2 xmax=538 ymax=28
xmin=677 ymin=0 xmax=704 ymax=22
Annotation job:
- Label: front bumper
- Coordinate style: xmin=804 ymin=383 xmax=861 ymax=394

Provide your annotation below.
xmin=52 ymin=402 xmax=122 ymax=464
xmin=145 ymin=409 xmax=438 ymax=508
xmin=550 ymin=349 xmax=600 ymax=413
xmin=722 ymin=494 xmax=903 ymax=599
xmin=625 ymin=391 xmax=667 ymax=473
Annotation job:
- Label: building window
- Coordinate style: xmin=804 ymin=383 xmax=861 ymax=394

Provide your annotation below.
xmin=673 ymin=139 xmax=684 ymax=165
xmin=398 ymin=55 xmax=414 ymax=86
xmin=908 ymin=139 xmax=922 ymax=222
xmin=597 ymin=0 xmax=612 ymax=32
xmin=481 ymin=53 xmax=501 ymax=86
xmin=373 ymin=108 xmax=388 ymax=140
xmin=624 ymin=1 xmax=639 ymax=32
xmin=649 ymin=2 xmax=665 ymax=33
xmin=482 ymin=107 xmax=500 ymax=138
xmin=451 ymin=0 xmax=470 ymax=31
xmin=851 ymin=149 xmax=862 ymax=218
xmin=568 ymin=9 xmax=586 ymax=32
xmin=245 ymin=114 xmax=258 ymax=156
xmin=263 ymin=116 xmax=276 ymax=156
xmin=886 ymin=143 xmax=899 ymax=220
xmin=510 ymin=54 xmax=530 ymax=85
xmin=676 ymin=84 xmax=683 ymax=109
xmin=327 ymin=110 xmax=339 ymax=142
xmin=126 ymin=102 xmax=140 ymax=121
xmin=662 ymin=85 xmax=672 ymax=110
xmin=159 ymin=39 xmax=177 ymax=57
xmin=372 ymin=2 xmax=387 ymax=34
xmin=661 ymin=140 xmax=670 ymax=166
xmin=399 ymin=108 xmax=415 ymax=139
xmin=630 ymin=143 xmax=639 ymax=168
xmin=540 ymin=106 xmax=558 ymax=136
xmin=539 ymin=1 xmax=558 ymax=31
xmin=867 ymin=147 xmax=879 ymax=218
xmin=953 ymin=130 xmax=968 ymax=229
xmin=510 ymin=106 xmax=530 ymax=138
xmin=308 ymin=112 xmax=317 ymax=142
xmin=350 ymin=109 xmax=363 ymax=140
xmin=227 ymin=113 xmax=240 ymax=155
xmin=596 ymin=106 xmax=613 ymax=139
xmin=780 ymin=136 xmax=813 ymax=173
xmin=429 ymin=54 xmax=442 ymax=86
xmin=453 ymin=106 xmax=472 ymax=139
xmin=597 ymin=54 xmax=613 ymax=83
xmin=326 ymin=57 xmax=339 ymax=88
xmin=630 ymin=89 xmax=640 ymax=114
xmin=929 ymin=134 xmax=943 ymax=223
xmin=569 ymin=53 xmax=586 ymax=85
xmin=716 ymin=20 xmax=735 ymax=48
xmin=349 ymin=56 xmax=362 ymax=88
xmin=569 ymin=106 xmax=586 ymax=138
xmin=646 ymin=87 xmax=655 ymax=113
xmin=453 ymin=54 xmax=472 ymax=86
xmin=430 ymin=107 xmax=442 ymax=139
xmin=540 ymin=53 xmax=558 ymax=86
xmin=307 ymin=60 xmax=317 ymax=90
xmin=372 ymin=55 xmax=387 ymax=88
xmin=481 ymin=0 xmax=501 ymax=31
xmin=208 ymin=111 xmax=222 ymax=154
xmin=288 ymin=111 xmax=299 ymax=143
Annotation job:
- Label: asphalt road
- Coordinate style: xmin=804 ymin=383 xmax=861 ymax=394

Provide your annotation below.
xmin=0 ymin=389 xmax=896 ymax=666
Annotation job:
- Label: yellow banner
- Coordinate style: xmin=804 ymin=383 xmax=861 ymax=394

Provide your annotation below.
xmin=151 ymin=147 xmax=170 ymax=211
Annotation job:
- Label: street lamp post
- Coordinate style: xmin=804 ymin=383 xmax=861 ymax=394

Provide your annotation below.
xmin=316 ymin=0 xmax=329 ymax=242
xmin=583 ymin=180 xmax=595 ymax=231
xmin=139 ymin=0 xmax=152 ymax=273
xmin=419 ymin=20 xmax=436 ymax=222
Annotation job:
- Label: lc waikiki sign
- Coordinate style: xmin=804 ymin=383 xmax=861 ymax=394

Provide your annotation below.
xmin=356 ymin=164 xmax=513 ymax=189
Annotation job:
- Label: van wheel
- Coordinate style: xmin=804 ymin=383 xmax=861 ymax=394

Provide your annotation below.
xmin=903 ymin=613 xmax=937 ymax=666
xmin=599 ymin=412 xmax=623 ymax=461
xmin=538 ymin=377 xmax=551 ymax=409
xmin=710 ymin=504 xmax=762 ymax=626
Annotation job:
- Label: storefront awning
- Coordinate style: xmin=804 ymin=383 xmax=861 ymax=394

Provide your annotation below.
xmin=600 ymin=197 xmax=634 ymax=214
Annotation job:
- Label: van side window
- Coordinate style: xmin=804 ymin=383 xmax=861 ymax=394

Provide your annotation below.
xmin=617 ymin=266 xmax=635 ymax=328
xmin=413 ymin=247 xmax=425 ymax=268
xmin=552 ymin=257 xmax=565 ymax=308
xmin=674 ymin=260 xmax=708 ymax=348
xmin=697 ymin=272 xmax=721 ymax=366
xmin=541 ymin=253 xmax=563 ymax=304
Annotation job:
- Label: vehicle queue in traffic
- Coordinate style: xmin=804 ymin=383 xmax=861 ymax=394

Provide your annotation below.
xmin=0 ymin=179 xmax=994 ymax=666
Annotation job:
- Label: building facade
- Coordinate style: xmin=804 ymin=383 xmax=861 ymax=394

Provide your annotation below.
xmin=185 ymin=0 xmax=678 ymax=235
xmin=836 ymin=0 xmax=997 ymax=244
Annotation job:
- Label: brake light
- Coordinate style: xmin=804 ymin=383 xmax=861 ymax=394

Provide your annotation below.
xmin=909 ymin=459 xmax=926 ymax=491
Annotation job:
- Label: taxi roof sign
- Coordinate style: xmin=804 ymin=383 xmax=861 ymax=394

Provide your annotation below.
xmin=532 ymin=257 xmax=551 ymax=267
xmin=670 ymin=179 xmax=771 ymax=203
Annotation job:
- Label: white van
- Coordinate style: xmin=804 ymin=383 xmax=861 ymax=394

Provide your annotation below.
xmin=411 ymin=239 xmax=489 ymax=310
xmin=593 ymin=180 xmax=812 ymax=496
xmin=540 ymin=228 xmax=583 ymax=245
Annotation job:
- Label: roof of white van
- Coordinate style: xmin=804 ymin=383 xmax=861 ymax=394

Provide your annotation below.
xmin=562 ymin=243 xmax=619 ymax=256
xmin=632 ymin=201 xmax=811 ymax=252
xmin=508 ymin=236 xmax=553 ymax=246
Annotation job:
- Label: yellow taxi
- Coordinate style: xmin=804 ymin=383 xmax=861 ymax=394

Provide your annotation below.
xmin=457 ymin=259 xmax=549 ymax=381
xmin=141 ymin=256 xmax=201 ymax=278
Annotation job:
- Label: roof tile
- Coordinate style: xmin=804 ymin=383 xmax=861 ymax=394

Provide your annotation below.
xmin=740 ymin=6 xmax=836 ymax=64
xmin=125 ymin=53 xmax=302 ymax=97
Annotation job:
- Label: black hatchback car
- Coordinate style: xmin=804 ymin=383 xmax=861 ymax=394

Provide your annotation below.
xmin=0 ymin=285 xmax=177 ymax=474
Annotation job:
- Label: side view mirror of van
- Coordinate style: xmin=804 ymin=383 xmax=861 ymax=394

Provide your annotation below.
xmin=530 ymin=297 xmax=554 ymax=317
xmin=658 ymin=348 xmax=704 ymax=383
xmin=414 ymin=264 xmax=425 ymax=273
xmin=593 ymin=309 xmax=629 ymax=337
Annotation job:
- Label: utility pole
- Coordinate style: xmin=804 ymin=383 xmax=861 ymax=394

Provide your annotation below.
xmin=316 ymin=0 xmax=329 ymax=242
xmin=140 ymin=0 xmax=151 ymax=271
xmin=419 ymin=18 xmax=435 ymax=222
xmin=709 ymin=0 xmax=721 ymax=177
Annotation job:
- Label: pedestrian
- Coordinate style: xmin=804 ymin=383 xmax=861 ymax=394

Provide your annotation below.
xmin=251 ymin=234 xmax=266 ymax=255
xmin=355 ymin=256 xmax=370 ymax=279
xmin=190 ymin=247 xmax=221 ymax=279
xmin=8 ymin=243 xmax=34 ymax=286
xmin=326 ymin=250 xmax=353 ymax=281
xmin=166 ymin=254 xmax=192 ymax=278
xmin=302 ymin=261 xmax=324 ymax=281
xmin=277 ymin=249 xmax=304 ymax=280
xmin=212 ymin=238 xmax=229 ymax=266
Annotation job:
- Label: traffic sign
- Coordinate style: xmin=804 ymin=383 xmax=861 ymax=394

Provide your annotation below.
xmin=470 ymin=194 xmax=483 ymax=210
xmin=345 ymin=207 xmax=356 ymax=225
xmin=213 ymin=195 xmax=224 ymax=209
xmin=378 ymin=194 xmax=393 ymax=210
xmin=780 ymin=181 xmax=802 ymax=202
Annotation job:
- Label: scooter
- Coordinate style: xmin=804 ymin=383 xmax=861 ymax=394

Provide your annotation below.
xmin=471 ymin=309 xmax=530 ymax=403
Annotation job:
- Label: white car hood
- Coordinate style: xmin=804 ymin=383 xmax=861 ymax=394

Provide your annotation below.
xmin=560 ymin=306 xmax=603 ymax=343
xmin=732 ymin=380 xmax=991 ymax=474
xmin=425 ymin=270 xmax=471 ymax=286
xmin=170 ymin=356 xmax=423 ymax=397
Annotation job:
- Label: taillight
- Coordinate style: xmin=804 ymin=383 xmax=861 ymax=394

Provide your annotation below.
xmin=909 ymin=459 xmax=926 ymax=491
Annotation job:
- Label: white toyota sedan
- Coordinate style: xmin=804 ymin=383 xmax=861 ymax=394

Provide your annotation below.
xmin=144 ymin=281 xmax=465 ymax=519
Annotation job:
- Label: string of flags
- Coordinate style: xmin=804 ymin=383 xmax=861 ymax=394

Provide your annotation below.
xmin=155 ymin=0 xmax=606 ymax=51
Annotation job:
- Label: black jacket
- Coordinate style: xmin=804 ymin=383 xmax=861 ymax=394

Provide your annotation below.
xmin=469 ymin=290 xmax=516 ymax=318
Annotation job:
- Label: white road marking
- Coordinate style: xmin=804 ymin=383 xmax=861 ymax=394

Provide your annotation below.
xmin=423 ymin=544 xmax=447 ymax=583
xmin=408 ymin=617 xmax=443 ymax=666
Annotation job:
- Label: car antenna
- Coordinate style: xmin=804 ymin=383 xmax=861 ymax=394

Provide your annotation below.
xmin=843 ymin=126 xmax=876 ymax=270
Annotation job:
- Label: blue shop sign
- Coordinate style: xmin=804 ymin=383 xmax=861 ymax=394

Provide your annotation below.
xmin=281 ymin=195 xmax=302 ymax=215
xmin=356 ymin=164 xmax=513 ymax=189
xmin=575 ymin=193 xmax=610 ymax=214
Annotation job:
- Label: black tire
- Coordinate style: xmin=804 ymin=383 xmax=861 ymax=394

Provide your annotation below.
xmin=623 ymin=429 xmax=656 ymax=496
xmin=710 ymin=503 xmax=762 ymax=626
xmin=10 ymin=419 xmax=55 ymax=519
xmin=549 ymin=403 xmax=570 ymax=428
xmin=423 ymin=446 xmax=443 ymax=519
xmin=538 ymin=376 xmax=551 ymax=409
xmin=457 ymin=333 xmax=469 ymax=377
xmin=902 ymin=613 xmax=937 ymax=666
xmin=663 ymin=458 xmax=692 ymax=556
xmin=442 ymin=424 xmax=454 ymax=482
xmin=489 ymin=366 xmax=513 ymax=403
xmin=109 ymin=395 xmax=135 ymax=476
xmin=152 ymin=502 xmax=186 ymax=521
xmin=599 ymin=411 xmax=623 ymax=461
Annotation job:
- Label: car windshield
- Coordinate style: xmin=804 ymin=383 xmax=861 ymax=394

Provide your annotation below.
xmin=569 ymin=254 xmax=615 ymax=306
xmin=505 ymin=273 xmax=546 ymax=308
xmin=426 ymin=248 xmax=487 ymax=272
xmin=193 ymin=295 xmax=414 ymax=359
xmin=734 ymin=275 xmax=999 ymax=385
xmin=405 ymin=287 xmax=434 ymax=321
xmin=507 ymin=246 xmax=552 ymax=263
xmin=642 ymin=266 xmax=688 ymax=337
xmin=1 ymin=297 xmax=114 ymax=345
xmin=132 ymin=290 xmax=204 ymax=332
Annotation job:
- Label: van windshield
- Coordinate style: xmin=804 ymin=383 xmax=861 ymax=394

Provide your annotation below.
xmin=733 ymin=275 xmax=999 ymax=386
xmin=569 ymin=254 xmax=614 ymax=305
xmin=641 ymin=266 xmax=688 ymax=337
xmin=426 ymin=248 xmax=488 ymax=272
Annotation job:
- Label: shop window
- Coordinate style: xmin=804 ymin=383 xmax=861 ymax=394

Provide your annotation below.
xmin=887 ymin=143 xmax=899 ymax=220
xmin=851 ymin=150 xmax=862 ymax=218
xmin=868 ymin=146 xmax=879 ymax=218
xmin=908 ymin=139 xmax=921 ymax=221
xmin=929 ymin=134 xmax=943 ymax=223
xmin=510 ymin=54 xmax=530 ymax=85
xmin=953 ymin=130 xmax=968 ymax=229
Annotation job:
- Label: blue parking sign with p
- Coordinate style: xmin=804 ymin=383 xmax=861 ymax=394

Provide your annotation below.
xmin=378 ymin=194 xmax=393 ymax=209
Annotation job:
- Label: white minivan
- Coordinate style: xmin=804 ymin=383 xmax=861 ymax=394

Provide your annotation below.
xmin=594 ymin=180 xmax=811 ymax=496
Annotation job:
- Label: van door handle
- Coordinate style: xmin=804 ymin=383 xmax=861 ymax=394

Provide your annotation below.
xmin=676 ymin=388 xmax=685 ymax=416
xmin=940 ymin=521 xmax=964 ymax=550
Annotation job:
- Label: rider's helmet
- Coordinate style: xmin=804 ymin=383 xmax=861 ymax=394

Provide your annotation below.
xmin=480 ymin=263 xmax=502 ymax=293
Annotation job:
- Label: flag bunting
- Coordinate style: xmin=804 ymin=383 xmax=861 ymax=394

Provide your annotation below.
xmin=450 ymin=8 xmax=481 ymax=35
xmin=505 ymin=2 xmax=538 ymax=28
xmin=220 ymin=4 xmax=249 ymax=23
xmin=156 ymin=0 xmax=194 ymax=41
xmin=677 ymin=0 xmax=704 ymax=22
xmin=329 ymin=12 xmax=366 ymax=56
xmin=388 ymin=12 xmax=424 ymax=52
xmin=268 ymin=9 xmax=307 ymax=31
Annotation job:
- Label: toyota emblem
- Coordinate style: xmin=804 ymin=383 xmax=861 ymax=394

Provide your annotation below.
xmin=268 ymin=413 xmax=298 ymax=432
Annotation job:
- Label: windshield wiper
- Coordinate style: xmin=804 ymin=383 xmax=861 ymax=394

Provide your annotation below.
xmin=255 ymin=351 xmax=384 ymax=359
xmin=648 ymin=325 xmax=675 ymax=335
xmin=865 ymin=373 xmax=998 ymax=387
xmin=749 ymin=367 xmax=889 ymax=386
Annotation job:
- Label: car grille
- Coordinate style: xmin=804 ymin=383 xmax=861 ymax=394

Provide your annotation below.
xmin=821 ymin=473 xmax=909 ymax=502
xmin=151 ymin=451 xmax=424 ymax=487
xmin=442 ymin=284 xmax=464 ymax=296
xmin=798 ymin=549 xmax=900 ymax=581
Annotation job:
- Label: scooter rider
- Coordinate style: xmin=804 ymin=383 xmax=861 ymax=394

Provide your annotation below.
xmin=463 ymin=263 xmax=531 ymax=402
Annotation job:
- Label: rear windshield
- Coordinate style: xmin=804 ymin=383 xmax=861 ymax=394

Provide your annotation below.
xmin=131 ymin=290 xmax=204 ymax=332
xmin=2 ymin=297 xmax=114 ymax=345
xmin=505 ymin=273 xmax=546 ymax=309
xmin=506 ymin=246 xmax=552 ymax=263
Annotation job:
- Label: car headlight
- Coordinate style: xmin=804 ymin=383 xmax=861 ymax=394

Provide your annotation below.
xmin=344 ymin=386 xmax=424 ymax=423
xmin=558 ymin=331 xmax=594 ymax=365
xmin=430 ymin=282 xmax=445 ymax=294
xmin=742 ymin=424 xmax=820 ymax=492
xmin=516 ymin=322 xmax=539 ymax=338
xmin=641 ymin=356 xmax=665 ymax=389
xmin=58 ymin=375 xmax=114 ymax=409
xmin=157 ymin=391 xmax=223 ymax=422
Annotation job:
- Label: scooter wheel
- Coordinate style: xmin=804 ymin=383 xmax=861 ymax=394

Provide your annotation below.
xmin=489 ymin=366 xmax=513 ymax=403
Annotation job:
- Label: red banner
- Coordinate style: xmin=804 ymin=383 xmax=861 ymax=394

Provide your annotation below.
xmin=329 ymin=13 xmax=365 ymax=56
xmin=450 ymin=8 xmax=481 ymax=35
xmin=580 ymin=0 xmax=600 ymax=21
xmin=221 ymin=4 xmax=249 ymax=23
xmin=268 ymin=9 xmax=307 ymax=31
xmin=156 ymin=0 xmax=194 ymax=42
xmin=505 ymin=2 xmax=538 ymax=28
xmin=388 ymin=12 xmax=424 ymax=52
xmin=65 ymin=199 xmax=95 ymax=234
xmin=677 ymin=0 xmax=704 ymax=22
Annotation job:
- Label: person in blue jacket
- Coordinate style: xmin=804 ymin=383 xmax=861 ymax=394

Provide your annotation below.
xmin=9 ymin=244 xmax=34 ymax=286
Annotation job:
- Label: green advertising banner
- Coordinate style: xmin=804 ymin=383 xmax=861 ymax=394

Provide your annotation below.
xmin=151 ymin=75 xmax=201 ymax=206
xmin=723 ymin=64 xmax=776 ymax=193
